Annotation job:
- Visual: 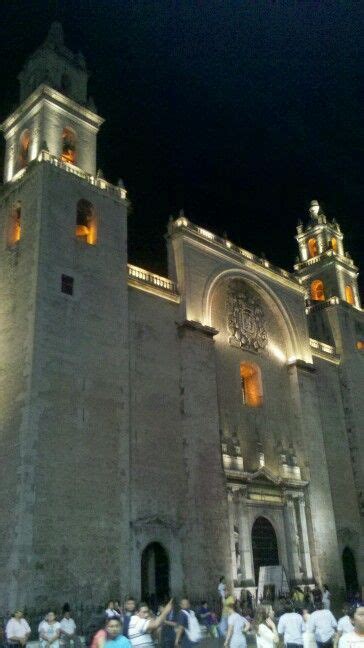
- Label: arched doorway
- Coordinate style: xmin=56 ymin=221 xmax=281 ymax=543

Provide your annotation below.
xmin=342 ymin=546 xmax=359 ymax=594
xmin=141 ymin=542 xmax=170 ymax=608
xmin=252 ymin=517 xmax=279 ymax=584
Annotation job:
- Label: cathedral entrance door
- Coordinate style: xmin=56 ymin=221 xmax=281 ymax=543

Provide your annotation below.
xmin=342 ymin=546 xmax=359 ymax=594
xmin=252 ymin=517 xmax=279 ymax=585
xmin=141 ymin=542 xmax=170 ymax=607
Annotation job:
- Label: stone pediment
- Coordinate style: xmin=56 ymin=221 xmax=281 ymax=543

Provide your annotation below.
xmin=246 ymin=466 xmax=282 ymax=485
xmin=226 ymin=465 xmax=308 ymax=489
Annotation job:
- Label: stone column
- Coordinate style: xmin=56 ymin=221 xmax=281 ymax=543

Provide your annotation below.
xmin=236 ymin=488 xmax=255 ymax=585
xmin=227 ymin=488 xmax=238 ymax=582
xmin=297 ymin=494 xmax=313 ymax=581
xmin=284 ymin=492 xmax=302 ymax=583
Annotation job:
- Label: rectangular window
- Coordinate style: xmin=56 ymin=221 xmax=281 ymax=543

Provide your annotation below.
xmin=61 ymin=274 xmax=74 ymax=295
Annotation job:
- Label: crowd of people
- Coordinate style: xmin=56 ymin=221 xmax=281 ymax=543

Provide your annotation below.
xmin=1 ymin=584 xmax=363 ymax=648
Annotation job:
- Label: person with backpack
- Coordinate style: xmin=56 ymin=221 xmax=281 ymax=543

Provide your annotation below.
xmin=174 ymin=598 xmax=201 ymax=648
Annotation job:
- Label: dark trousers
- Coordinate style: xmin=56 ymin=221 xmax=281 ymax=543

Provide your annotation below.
xmin=317 ymin=641 xmax=334 ymax=648
xmin=286 ymin=644 xmax=304 ymax=648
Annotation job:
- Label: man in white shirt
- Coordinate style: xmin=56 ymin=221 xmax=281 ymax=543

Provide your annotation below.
xmin=338 ymin=604 xmax=355 ymax=646
xmin=5 ymin=611 xmax=31 ymax=647
xmin=307 ymin=602 xmax=337 ymax=648
xmin=128 ymin=599 xmax=173 ymax=648
xmin=60 ymin=610 xmax=81 ymax=648
xmin=340 ymin=606 xmax=364 ymax=648
xmin=278 ymin=603 xmax=305 ymax=647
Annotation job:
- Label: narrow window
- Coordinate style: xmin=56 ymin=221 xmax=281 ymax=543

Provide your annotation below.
xmin=345 ymin=285 xmax=355 ymax=305
xmin=356 ymin=341 xmax=364 ymax=350
xmin=311 ymin=279 xmax=325 ymax=301
xmin=240 ymin=363 xmax=263 ymax=407
xmin=61 ymin=127 xmax=77 ymax=165
xmin=75 ymin=199 xmax=97 ymax=245
xmin=308 ymin=238 xmax=318 ymax=258
xmin=61 ymin=274 xmax=74 ymax=295
xmin=18 ymin=129 xmax=31 ymax=170
xmin=7 ymin=202 xmax=22 ymax=247
xmin=331 ymin=237 xmax=338 ymax=252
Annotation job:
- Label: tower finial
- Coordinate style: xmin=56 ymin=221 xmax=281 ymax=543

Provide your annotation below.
xmin=309 ymin=200 xmax=320 ymax=220
xmin=45 ymin=22 xmax=64 ymax=47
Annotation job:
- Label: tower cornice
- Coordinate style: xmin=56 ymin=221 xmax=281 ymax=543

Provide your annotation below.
xmin=0 ymin=84 xmax=104 ymax=135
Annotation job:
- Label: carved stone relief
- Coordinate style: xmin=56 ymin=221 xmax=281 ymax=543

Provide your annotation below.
xmin=227 ymin=282 xmax=268 ymax=352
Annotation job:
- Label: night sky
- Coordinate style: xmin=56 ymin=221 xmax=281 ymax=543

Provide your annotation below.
xmin=0 ymin=1 xmax=363 ymax=293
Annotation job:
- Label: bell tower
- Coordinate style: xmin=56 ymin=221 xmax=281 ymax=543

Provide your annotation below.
xmin=0 ymin=25 xmax=130 ymax=610
xmin=294 ymin=200 xmax=361 ymax=308
xmin=1 ymin=22 xmax=103 ymax=182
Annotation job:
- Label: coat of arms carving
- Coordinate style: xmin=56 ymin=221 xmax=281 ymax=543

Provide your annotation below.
xmin=227 ymin=286 xmax=268 ymax=352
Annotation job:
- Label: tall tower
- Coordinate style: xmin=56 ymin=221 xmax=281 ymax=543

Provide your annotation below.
xmin=294 ymin=200 xmax=364 ymax=573
xmin=0 ymin=24 xmax=130 ymax=610
xmin=294 ymin=199 xmax=361 ymax=309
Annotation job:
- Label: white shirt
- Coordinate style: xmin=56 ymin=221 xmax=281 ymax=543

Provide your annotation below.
xmin=218 ymin=582 xmax=226 ymax=599
xmin=256 ymin=624 xmax=278 ymax=648
xmin=60 ymin=618 xmax=77 ymax=636
xmin=340 ymin=631 xmax=364 ymax=648
xmin=6 ymin=618 xmax=31 ymax=640
xmin=128 ymin=616 xmax=153 ymax=647
xmin=308 ymin=610 xmax=337 ymax=643
xmin=278 ymin=613 xmax=305 ymax=645
xmin=228 ymin=612 xmax=248 ymax=640
xmin=338 ymin=616 xmax=355 ymax=635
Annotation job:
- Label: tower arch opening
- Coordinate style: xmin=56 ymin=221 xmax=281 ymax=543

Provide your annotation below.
xmin=308 ymin=238 xmax=318 ymax=258
xmin=76 ymin=199 xmax=97 ymax=245
xmin=141 ymin=542 xmax=170 ymax=608
xmin=18 ymin=129 xmax=31 ymax=170
xmin=61 ymin=127 xmax=77 ymax=165
xmin=311 ymin=279 xmax=325 ymax=301
xmin=345 ymin=285 xmax=355 ymax=305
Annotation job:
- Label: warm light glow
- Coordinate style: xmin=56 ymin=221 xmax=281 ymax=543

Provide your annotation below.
xmin=7 ymin=202 xmax=22 ymax=246
xmin=357 ymin=341 xmax=364 ymax=350
xmin=308 ymin=238 xmax=318 ymax=258
xmin=240 ymin=362 xmax=263 ymax=407
xmin=331 ymin=237 xmax=338 ymax=252
xmin=311 ymin=279 xmax=325 ymax=301
xmin=345 ymin=285 xmax=355 ymax=305
xmin=76 ymin=199 xmax=97 ymax=245
xmin=61 ymin=127 xmax=77 ymax=165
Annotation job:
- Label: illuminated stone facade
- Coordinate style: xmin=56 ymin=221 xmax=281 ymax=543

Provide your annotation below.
xmin=0 ymin=25 xmax=363 ymax=611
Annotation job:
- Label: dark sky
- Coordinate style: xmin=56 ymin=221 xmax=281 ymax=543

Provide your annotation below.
xmin=0 ymin=0 xmax=363 ymax=293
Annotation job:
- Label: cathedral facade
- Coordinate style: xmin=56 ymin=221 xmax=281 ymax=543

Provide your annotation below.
xmin=0 ymin=25 xmax=363 ymax=611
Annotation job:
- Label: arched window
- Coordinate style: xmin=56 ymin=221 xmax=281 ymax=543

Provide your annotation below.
xmin=61 ymin=127 xmax=77 ymax=165
xmin=75 ymin=199 xmax=97 ymax=245
xmin=345 ymin=285 xmax=355 ymax=305
xmin=311 ymin=279 xmax=325 ymax=301
xmin=240 ymin=363 xmax=263 ymax=407
xmin=308 ymin=238 xmax=318 ymax=258
xmin=141 ymin=542 xmax=170 ymax=607
xmin=7 ymin=202 xmax=22 ymax=247
xmin=331 ymin=237 xmax=338 ymax=252
xmin=252 ymin=517 xmax=279 ymax=585
xmin=18 ymin=129 xmax=31 ymax=170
